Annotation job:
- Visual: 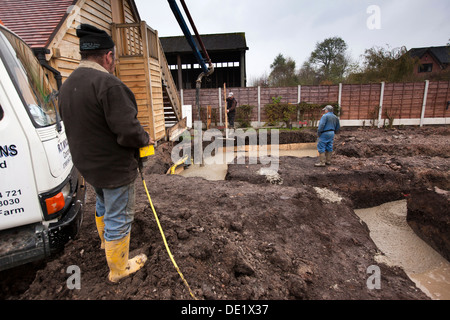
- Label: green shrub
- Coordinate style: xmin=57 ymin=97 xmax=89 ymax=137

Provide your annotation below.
xmin=264 ymin=96 xmax=298 ymax=128
xmin=264 ymin=97 xmax=341 ymax=128
xmin=236 ymin=104 xmax=255 ymax=128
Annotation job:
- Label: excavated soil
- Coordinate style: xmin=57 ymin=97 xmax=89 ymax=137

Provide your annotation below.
xmin=1 ymin=126 xmax=449 ymax=301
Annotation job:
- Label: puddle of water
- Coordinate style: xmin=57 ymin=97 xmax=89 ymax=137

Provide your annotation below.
xmin=355 ymin=200 xmax=450 ymax=300
xmin=410 ymin=265 xmax=450 ymax=300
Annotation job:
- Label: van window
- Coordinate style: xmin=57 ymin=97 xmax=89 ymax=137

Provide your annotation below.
xmin=0 ymin=27 xmax=58 ymax=127
xmin=0 ymin=105 xmax=3 ymax=121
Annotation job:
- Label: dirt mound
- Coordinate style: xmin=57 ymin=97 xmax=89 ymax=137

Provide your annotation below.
xmin=18 ymin=175 xmax=426 ymax=300
xmin=227 ymin=155 xmax=450 ymax=209
xmin=407 ymin=187 xmax=450 ymax=261
xmin=336 ymin=126 xmax=450 ymax=158
xmin=3 ymin=126 xmax=449 ymax=301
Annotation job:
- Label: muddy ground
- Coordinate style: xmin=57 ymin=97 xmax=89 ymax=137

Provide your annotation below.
xmin=1 ymin=125 xmax=449 ymax=301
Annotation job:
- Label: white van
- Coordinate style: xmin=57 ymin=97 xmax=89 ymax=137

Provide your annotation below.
xmin=0 ymin=25 xmax=85 ymax=271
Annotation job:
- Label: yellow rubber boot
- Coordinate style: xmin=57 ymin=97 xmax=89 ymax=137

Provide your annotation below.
xmin=95 ymin=214 xmax=105 ymax=249
xmin=104 ymin=233 xmax=147 ymax=283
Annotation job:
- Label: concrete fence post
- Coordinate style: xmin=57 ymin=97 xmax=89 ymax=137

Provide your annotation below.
xmin=258 ymin=86 xmax=261 ymax=127
xmin=378 ymin=81 xmax=385 ymax=128
xmin=420 ymin=80 xmax=429 ymax=127
xmin=297 ymin=85 xmax=302 ymax=123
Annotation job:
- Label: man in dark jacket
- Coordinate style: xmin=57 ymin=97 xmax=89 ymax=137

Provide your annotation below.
xmin=59 ymin=24 xmax=152 ymax=283
xmin=226 ymin=92 xmax=237 ymax=129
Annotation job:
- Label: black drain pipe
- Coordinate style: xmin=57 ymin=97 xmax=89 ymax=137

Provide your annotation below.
xmin=33 ymin=47 xmax=63 ymax=132
xmin=33 ymin=48 xmax=62 ymax=90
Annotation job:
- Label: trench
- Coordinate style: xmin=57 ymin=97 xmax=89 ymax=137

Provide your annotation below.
xmin=179 ymin=142 xmax=450 ymax=300
xmin=180 ymin=143 xmax=317 ymax=181
xmin=355 ymin=201 xmax=450 ymax=300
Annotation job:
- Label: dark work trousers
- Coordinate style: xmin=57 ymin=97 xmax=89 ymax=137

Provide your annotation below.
xmin=228 ymin=111 xmax=236 ymax=127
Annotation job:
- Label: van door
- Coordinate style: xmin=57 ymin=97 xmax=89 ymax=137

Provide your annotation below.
xmin=0 ymin=26 xmax=67 ymax=230
xmin=0 ymin=75 xmax=43 ymax=230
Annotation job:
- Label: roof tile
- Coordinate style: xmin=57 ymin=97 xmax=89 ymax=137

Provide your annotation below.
xmin=0 ymin=0 xmax=76 ymax=48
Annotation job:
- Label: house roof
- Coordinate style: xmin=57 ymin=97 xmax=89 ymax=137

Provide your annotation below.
xmin=160 ymin=33 xmax=248 ymax=54
xmin=0 ymin=0 xmax=77 ymax=48
xmin=0 ymin=0 xmax=142 ymax=49
xmin=409 ymin=46 xmax=450 ymax=66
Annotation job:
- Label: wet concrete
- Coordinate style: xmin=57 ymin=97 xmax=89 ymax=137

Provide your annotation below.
xmin=356 ymin=200 xmax=450 ymax=300
xmin=180 ymin=143 xmax=318 ymax=181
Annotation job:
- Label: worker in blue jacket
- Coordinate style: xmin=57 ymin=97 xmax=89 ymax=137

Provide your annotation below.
xmin=315 ymin=105 xmax=340 ymax=167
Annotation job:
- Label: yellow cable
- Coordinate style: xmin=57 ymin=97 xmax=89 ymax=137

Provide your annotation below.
xmin=142 ymin=178 xmax=197 ymax=300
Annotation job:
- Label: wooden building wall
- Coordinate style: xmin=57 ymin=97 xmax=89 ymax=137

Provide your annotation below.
xmin=112 ymin=23 xmax=166 ymax=141
xmin=44 ymin=0 xmax=166 ymax=141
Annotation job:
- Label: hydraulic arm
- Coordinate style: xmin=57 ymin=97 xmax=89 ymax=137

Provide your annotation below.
xmin=167 ymin=0 xmax=214 ymax=121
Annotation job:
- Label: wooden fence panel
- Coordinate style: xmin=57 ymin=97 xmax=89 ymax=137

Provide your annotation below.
xmin=426 ymin=81 xmax=450 ymax=118
xmin=181 ymin=81 xmax=450 ymax=126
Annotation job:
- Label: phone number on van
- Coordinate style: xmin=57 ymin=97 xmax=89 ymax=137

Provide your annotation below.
xmin=0 ymin=189 xmax=24 ymax=216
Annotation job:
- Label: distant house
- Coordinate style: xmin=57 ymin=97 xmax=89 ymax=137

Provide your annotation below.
xmin=160 ymin=33 xmax=249 ymax=89
xmin=409 ymin=46 xmax=449 ymax=76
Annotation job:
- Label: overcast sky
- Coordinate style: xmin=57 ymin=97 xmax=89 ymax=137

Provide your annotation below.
xmin=134 ymin=0 xmax=449 ymax=81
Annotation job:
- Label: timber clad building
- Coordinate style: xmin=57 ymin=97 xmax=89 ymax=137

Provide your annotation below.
xmin=160 ymin=33 xmax=249 ymax=90
xmin=0 ymin=0 xmax=182 ymax=142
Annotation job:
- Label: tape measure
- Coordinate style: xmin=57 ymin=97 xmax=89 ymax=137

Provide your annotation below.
xmin=140 ymin=145 xmax=155 ymax=161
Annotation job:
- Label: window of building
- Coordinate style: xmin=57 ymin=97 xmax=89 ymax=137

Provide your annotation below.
xmin=419 ymin=63 xmax=433 ymax=73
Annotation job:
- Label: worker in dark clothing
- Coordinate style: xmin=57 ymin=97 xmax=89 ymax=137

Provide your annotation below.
xmin=59 ymin=24 xmax=153 ymax=283
xmin=315 ymin=105 xmax=340 ymax=167
xmin=226 ymin=92 xmax=237 ymax=129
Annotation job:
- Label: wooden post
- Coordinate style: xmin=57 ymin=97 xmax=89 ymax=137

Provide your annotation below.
xmin=141 ymin=22 xmax=156 ymax=140
xmin=207 ymin=105 xmax=212 ymax=129
xmin=219 ymin=87 xmax=223 ymax=126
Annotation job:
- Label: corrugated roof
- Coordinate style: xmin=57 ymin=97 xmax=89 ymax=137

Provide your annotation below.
xmin=0 ymin=0 xmax=76 ymax=48
xmin=161 ymin=33 xmax=248 ymax=54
